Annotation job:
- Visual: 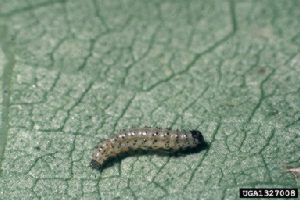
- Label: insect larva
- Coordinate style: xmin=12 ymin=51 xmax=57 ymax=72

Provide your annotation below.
xmin=90 ymin=128 xmax=204 ymax=170
xmin=287 ymin=166 xmax=300 ymax=178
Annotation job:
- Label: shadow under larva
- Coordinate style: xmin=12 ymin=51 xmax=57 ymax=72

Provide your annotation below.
xmin=90 ymin=128 xmax=209 ymax=171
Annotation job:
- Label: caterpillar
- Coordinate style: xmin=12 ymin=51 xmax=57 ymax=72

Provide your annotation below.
xmin=287 ymin=166 xmax=300 ymax=178
xmin=90 ymin=128 xmax=204 ymax=170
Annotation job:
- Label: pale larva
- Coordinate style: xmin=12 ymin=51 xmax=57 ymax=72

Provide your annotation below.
xmin=287 ymin=166 xmax=300 ymax=178
xmin=90 ymin=128 xmax=204 ymax=170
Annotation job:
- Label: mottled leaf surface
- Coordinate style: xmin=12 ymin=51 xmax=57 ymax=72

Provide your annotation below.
xmin=0 ymin=0 xmax=299 ymax=199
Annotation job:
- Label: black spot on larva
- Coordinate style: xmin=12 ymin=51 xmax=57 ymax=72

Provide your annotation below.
xmin=175 ymin=134 xmax=179 ymax=142
xmin=91 ymin=128 xmax=208 ymax=171
xmin=165 ymin=141 xmax=170 ymax=148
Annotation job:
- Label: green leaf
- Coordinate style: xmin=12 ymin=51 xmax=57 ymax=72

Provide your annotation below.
xmin=1 ymin=0 xmax=299 ymax=199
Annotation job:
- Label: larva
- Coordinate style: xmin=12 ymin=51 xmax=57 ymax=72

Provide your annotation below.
xmin=90 ymin=128 xmax=204 ymax=170
xmin=287 ymin=166 xmax=300 ymax=178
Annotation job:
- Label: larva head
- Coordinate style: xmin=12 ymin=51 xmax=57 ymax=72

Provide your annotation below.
xmin=189 ymin=130 xmax=203 ymax=146
xmin=90 ymin=147 xmax=106 ymax=170
xmin=90 ymin=159 xmax=101 ymax=170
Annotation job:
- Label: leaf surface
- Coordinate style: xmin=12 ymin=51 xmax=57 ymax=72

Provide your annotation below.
xmin=0 ymin=0 xmax=299 ymax=199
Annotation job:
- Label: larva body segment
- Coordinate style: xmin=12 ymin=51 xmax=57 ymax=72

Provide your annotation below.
xmin=287 ymin=166 xmax=300 ymax=178
xmin=90 ymin=128 xmax=203 ymax=170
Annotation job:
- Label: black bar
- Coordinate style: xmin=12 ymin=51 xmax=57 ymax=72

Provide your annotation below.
xmin=240 ymin=188 xmax=298 ymax=198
